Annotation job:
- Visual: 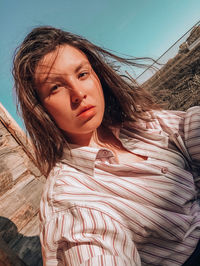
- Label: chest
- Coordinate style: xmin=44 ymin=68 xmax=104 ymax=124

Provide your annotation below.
xmin=115 ymin=149 xmax=148 ymax=165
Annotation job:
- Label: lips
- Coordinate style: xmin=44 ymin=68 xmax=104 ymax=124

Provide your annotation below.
xmin=77 ymin=105 xmax=95 ymax=117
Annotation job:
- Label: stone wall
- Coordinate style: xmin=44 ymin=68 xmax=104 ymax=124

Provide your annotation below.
xmin=0 ymin=103 xmax=45 ymax=266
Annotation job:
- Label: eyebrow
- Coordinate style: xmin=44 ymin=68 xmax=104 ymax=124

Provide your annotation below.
xmin=37 ymin=60 xmax=90 ymax=86
xmin=74 ymin=61 xmax=90 ymax=73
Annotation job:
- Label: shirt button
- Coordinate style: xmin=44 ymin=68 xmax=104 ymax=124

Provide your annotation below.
xmin=103 ymin=150 xmax=108 ymax=156
xmin=161 ymin=167 xmax=168 ymax=174
xmin=174 ymin=133 xmax=179 ymax=138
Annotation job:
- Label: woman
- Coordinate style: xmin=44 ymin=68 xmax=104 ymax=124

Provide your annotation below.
xmin=13 ymin=26 xmax=200 ymax=266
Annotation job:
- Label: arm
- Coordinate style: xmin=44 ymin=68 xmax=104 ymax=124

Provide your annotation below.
xmin=184 ymin=106 xmax=200 ymax=163
xmin=40 ymin=170 xmax=141 ymax=266
xmin=153 ymin=106 xmax=200 ymax=190
xmin=41 ymin=206 xmax=140 ymax=266
xmin=51 ymin=207 xmax=140 ymax=266
xmin=184 ymin=106 xmax=200 ymax=190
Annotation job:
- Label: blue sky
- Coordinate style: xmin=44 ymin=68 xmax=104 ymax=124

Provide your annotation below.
xmin=1 ymin=0 xmax=200 ymax=128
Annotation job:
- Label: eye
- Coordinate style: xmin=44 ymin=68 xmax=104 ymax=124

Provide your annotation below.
xmin=78 ymin=71 xmax=89 ymax=79
xmin=50 ymin=84 xmax=60 ymax=93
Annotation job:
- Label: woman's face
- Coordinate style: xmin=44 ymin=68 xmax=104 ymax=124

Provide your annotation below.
xmin=35 ymin=45 xmax=105 ymax=145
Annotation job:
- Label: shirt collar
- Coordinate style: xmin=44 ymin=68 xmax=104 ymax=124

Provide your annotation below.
xmin=61 ymin=144 xmax=114 ymax=176
xmin=60 ymin=124 xmax=169 ymax=176
xmin=61 ymin=144 xmax=98 ymax=176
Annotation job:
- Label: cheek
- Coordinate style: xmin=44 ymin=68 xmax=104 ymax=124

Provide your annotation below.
xmin=44 ymin=101 xmax=60 ymax=116
xmin=93 ymin=79 xmax=105 ymax=104
xmin=91 ymin=72 xmax=104 ymax=96
xmin=43 ymin=101 xmax=68 ymax=124
xmin=43 ymin=91 xmax=70 ymax=115
xmin=99 ymin=87 xmax=105 ymax=108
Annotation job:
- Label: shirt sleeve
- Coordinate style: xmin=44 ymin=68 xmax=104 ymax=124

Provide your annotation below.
xmin=153 ymin=106 xmax=200 ymax=190
xmin=184 ymin=106 xmax=200 ymax=163
xmin=184 ymin=106 xmax=200 ymax=192
xmin=40 ymin=175 xmax=141 ymax=266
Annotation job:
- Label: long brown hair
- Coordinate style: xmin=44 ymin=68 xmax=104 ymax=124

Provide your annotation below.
xmin=13 ymin=26 xmax=159 ymax=176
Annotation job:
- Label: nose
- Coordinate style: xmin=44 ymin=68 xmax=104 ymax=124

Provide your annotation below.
xmin=71 ymin=87 xmax=86 ymax=104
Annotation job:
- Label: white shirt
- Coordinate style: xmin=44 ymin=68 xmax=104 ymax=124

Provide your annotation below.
xmin=40 ymin=107 xmax=200 ymax=266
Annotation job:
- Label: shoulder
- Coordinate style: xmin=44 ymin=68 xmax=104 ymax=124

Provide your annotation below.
xmin=123 ymin=107 xmax=200 ymax=137
xmin=150 ymin=106 xmax=200 ymax=120
xmin=40 ymin=162 xmax=82 ymax=220
xmin=124 ymin=109 xmax=185 ymax=133
xmin=46 ymin=162 xmax=85 ymax=196
xmin=148 ymin=107 xmax=200 ymax=133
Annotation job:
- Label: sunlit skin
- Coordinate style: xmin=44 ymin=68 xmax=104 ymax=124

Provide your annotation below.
xmin=35 ymin=45 xmax=105 ymax=146
xmin=35 ymin=45 xmax=146 ymax=162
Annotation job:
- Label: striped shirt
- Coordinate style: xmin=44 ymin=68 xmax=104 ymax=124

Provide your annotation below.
xmin=39 ymin=106 xmax=200 ymax=266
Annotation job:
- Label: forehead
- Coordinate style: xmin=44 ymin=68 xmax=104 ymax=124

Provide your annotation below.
xmin=35 ymin=45 xmax=89 ymax=83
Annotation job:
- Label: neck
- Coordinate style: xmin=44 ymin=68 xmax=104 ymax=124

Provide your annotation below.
xmin=64 ymin=131 xmax=96 ymax=146
xmin=64 ymin=125 xmax=120 ymax=149
xmin=91 ymin=125 xmax=123 ymax=151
